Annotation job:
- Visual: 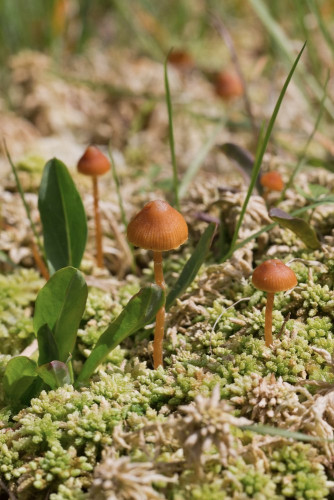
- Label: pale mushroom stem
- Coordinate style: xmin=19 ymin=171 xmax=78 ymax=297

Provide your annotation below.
xmin=153 ymin=251 xmax=166 ymax=369
xmin=265 ymin=292 xmax=274 ymax=347
xmin=92 ymin=175 xmax=104 ymax=268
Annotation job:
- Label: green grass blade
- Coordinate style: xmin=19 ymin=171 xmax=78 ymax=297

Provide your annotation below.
xmin=179 ymin=122 xmax=225 ymax=199
xmin=164 ymin=50 xmax=180 ymax=210
xmin=221 ymin=42 xmax=306 ymax=263
xmin=249 ymin=0 xmax=334 ymax=120
xmin=4 ymin=142 xmax=44 ymax=254
xmin=241 ymin=424 xmax=333 ymax=443
xmin=280 ymin=71 xmax=329 ymax=201
xmin=166 ymin=222 xmax=216 ymax=310
xmin=108 ymin=143 xmax=128 ymax=228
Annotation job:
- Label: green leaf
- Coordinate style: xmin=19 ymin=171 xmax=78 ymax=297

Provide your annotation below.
xmin=37 ymin=324 xmax=59 ymax=366
xmin=37 ymin=361 xmax=71 ymax=389
xmin=4 ymin=357 xmax=41 ymax=407
xmin=38 ymin=158 xmax=87 ymax=274
xmin=34 ymin=267 xmax=88 ymax=362
xmin=77 ymin=284 xmax=165 ymax=384
xmin=241 ymin=424 xmax=333 ymax=443
xmin=269 ymin=207 xmax=321 ymax=250
xmin=166 ymin=222 xmax=216 ymax=310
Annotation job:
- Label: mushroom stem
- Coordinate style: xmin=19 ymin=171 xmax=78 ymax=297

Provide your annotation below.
xmin=153 ymin=251 xmax=166 ymax=369
xmin=265 ymin=292 xmax=274 ymax=347
xmin=92 ymin=175 xmax=103 ymax=268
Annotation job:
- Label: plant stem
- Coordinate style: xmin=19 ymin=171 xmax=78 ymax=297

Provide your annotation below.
xmin=31 ymin=239 xmax=50 ymax=281
xmin=92 ymin=176 xmax=103 ymax=268
xmin=153 ymin=251 xmax=166 ymax=369
xmin=265 ymin=292 xmax=274 ymax=347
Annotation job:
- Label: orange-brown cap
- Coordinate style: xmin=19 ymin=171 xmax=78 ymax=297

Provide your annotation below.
xmin=167 ymin=49 xmax=194 ymax=70
xmin=260 ymin=171 xmax=284 ymax=192
xmin=252 ymin=259 xmax=297 ymax=293
xmin=127 ymin=200 xmax=188 ymax=252
xmin=77 ymin=146 xmax=110 ymax=176
xmin=215 ymin=71 xmax=243 ymax=100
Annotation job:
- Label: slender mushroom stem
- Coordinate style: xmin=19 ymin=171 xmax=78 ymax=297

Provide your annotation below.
xmin=153 ymin=251 xmax=166 ymax=369
xmin=92 ymin=175 xmax=103 ymax=268
xmin=265 ymin=292 xmax=275 ymax=347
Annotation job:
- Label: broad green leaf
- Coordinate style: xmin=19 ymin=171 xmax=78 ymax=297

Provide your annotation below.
xmin=4 ymin=356 xmax=40 ymax=407
xmin=77 ymin=285 xmax=165 ymax=384
xmin=241 ymin=424 xmax=332 ymax=443
xmin=34 ymin=267 xmax=88 ymax=362
xmin=37 ymin=324 xmax=59 ymax=366
xmin=269 ymin=207 xmax=321 ymax=250
xmin=166 ymin=223 xmax=216 ymax=311
xmin=37 ymin=361 xmax=71 ymax=389
xmin=38 ymin=158 xmax=87 ymax=274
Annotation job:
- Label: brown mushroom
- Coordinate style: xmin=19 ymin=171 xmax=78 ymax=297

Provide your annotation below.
xmin=252 ymin=259 xmax=297 ymax=347
xmin=260 ymin=171 xmax=284 ymax=200
xmin=127 ymin=200 xmax=188 ymax=368
xmin=214 ymin=70 xmax=243 ymax=100
xmin=77 ymin=146 xmax=110 ymax=268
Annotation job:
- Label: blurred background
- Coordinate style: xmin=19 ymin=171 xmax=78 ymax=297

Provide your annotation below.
xmin=1 ymin=0 xmax=334 ymax=178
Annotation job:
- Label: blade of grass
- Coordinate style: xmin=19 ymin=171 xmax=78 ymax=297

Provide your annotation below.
xmin=179 ymin=121 xmax=225 ymax=199
xmin=307 ymin=0 xmax=334 ymax=59
xmin=164 ymin=50 xmax=180 ymax=210
xmin=107 ymin=143 xmax=136 ymax=274
xmin=221 ymin=42 xmax=306 ymax=263
xmin=241 ymin=424 xmax=334 ymax=443
xmin=4 ymin=142 xmax=44 ymax=256
xmin=279 ymin=71 xmax=329 ymax=202
xmin=249 ymin=0 xmax=334 ymax=120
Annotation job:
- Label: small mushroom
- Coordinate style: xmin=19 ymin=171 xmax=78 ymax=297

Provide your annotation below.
xmin=252 ymin=259 xmax=297 ymax=347
xmin=260 ymin=171 xmax=284 ymax=200
xmin=127 ymin=200 xmax=188 ymax=369
xmin=214 ymin=70 xmax=243 ymax=100
xmin=77 ymin=146 xmax=110 ymax=268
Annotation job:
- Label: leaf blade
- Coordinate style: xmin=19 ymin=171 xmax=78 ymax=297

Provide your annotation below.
xmin=77 ymin=284 xmax=165 ymax=384
xmin=38 ymin=158 xmax=87 ymax=274
xmin=37 ymin=361 xmax=71 ymax=390
xmin=166 ymin=222 xmax=216 ymax=310
xmin=34 ymin=267 xmax=88 ymax=362
xmin=269 ymin=207 xmax=321 ymax=250
xmin=3 ymin=357 xmax=40 ymax=407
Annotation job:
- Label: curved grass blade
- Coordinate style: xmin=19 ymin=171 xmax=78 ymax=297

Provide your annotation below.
xmin=37 ymin=360 xmax=71 ymax=390
xmin=38 ymin=158 xmax=87 ymax=274
xmin=164 ymin=50 xmax=179 ymax=210
xmin=77 ymin=284 xmax=165 ymax=384
xmin=166 ymin=222 xmax=216 ymax=310
xmin=34 ymin=267 xmax=88 ymax=363
xmin=241 ymin=424 xmax=333 ymax=443
xmin=269 ymin=207 xmax=320 ymax=250
xmin=222 ymin=41 xmax=306 ymax=263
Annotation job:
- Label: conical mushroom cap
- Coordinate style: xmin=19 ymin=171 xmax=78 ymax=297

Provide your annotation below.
xmin=127 ymin=200 xmax=188 ymax=251
xmin=260 ymin=171 xmax=284 ymax=191
xmin=77 ymin=146 xmax=110 ymax=176
xmin=252 ymin=259 xmax=297 ymax=293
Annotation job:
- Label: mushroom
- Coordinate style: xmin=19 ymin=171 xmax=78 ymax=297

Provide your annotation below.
xmin=214 ymin=70 xmax=243 ymax=100
xmin=127 ymin=200 xmax=188 ymax=368
xmin=260 ymin=171 xmax=284 ymax=200
xmin=77 ymin=146 xmax=110 ymax=268
xmin=252 ymin=259 xmax=297 ymax=347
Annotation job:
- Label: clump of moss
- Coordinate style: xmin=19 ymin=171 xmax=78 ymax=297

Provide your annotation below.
xmin=0 ymin=269 xmax=43 ymax=355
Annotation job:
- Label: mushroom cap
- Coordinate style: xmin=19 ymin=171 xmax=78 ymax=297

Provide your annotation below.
xmin=77 ymin=146 xmax=110 ymax=176
xmin=252 ymin=259 xmax=297 ymax=293
xmin=260 ymin=171 xmax=284 ymax=191
xmin=127 ymin=200 xmax=188 ymax=251
xmin=215 ymin=71 xmax=243 ymax=100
